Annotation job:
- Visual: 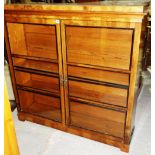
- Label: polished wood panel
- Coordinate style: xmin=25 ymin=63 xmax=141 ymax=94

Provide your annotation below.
xmin=18 ymin=90 xmax=61 ymax=122
xmin=4 ymin=3 xmax=146 ymax=13
xmin=69 ymin=101 xmax=126 ymax=138
xmin=7 ymin=23 xmax=27 ymax=55
xmin=24 ymin=24 xmax=57 ymax=59
xmin=69 ymin=80 xmax=128 ymax=107
xmin=66 ymin=26 xmax=133 ymax=70
xmin=24 ymin=24 xmax=54 ymax=34
xmin=125 ymin=23 xmax=143 ymax=144
xmin=7 ymin=23 xmax=58 ymax=59
xmin=13 ymin=57 xmax=59 ymax=73
xmin=15 ymin=71 xmax=60 ymax=94
xmin=68 ymin=65 xmax=129 ymax=86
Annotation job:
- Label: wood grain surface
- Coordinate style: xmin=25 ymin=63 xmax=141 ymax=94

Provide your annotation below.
xmin=70 ymin=101 xmax=126 ymax=138
xmin=4 ymin=3 xmax=146 ymax=152
xmin=68 ymin=65 xmax=129 ymax=86
xmin=66 ymin=26 xmax=133 ymax=70
xmin=13 ymin=57 xmax=59 ymax=73
xmin=15 ymin=70 xmax=60 ymax=94
xmin=68 ymin=80 xmax=128 ymax=107
xmin=18 ymin=90 xmax=62 ymax=122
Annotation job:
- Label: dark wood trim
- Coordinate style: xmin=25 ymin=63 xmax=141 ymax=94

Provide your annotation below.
xmin=129 ymin=29 xmax=135 ymax=71
xmin=65 ymin=24 xmax=135 ymax=30
xmin=14 ymin=67 xmax=59 ymax=77
xmin=69 ymin=96 xmax=127 ymax=112
xmin=67 ymin=62 xmax=131 ymax=74
xmin=17 ymin=86 xmax=60 ymax=98
xmin=12 ymin=54 xmax=58 ymax=63
xmin=68 ymin=76 xmax=129 ymax=89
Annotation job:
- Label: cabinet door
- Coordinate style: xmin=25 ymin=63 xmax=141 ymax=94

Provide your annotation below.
xmin=61 ymin=20 xmax=132 ymax=137
xmin=6 ymin=19 xmax=65 ymax=124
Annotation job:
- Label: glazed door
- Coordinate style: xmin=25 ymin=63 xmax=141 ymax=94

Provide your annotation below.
xmin=61 ymin=20 xmax=134 ymax=138
xmin=6 ymin=19 xmax=65 ymax=124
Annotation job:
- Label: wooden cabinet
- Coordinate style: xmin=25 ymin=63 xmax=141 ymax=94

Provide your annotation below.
xmin=4 ymin=3 xmax=147 ymax=152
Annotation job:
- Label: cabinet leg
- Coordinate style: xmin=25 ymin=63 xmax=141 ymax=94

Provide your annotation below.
xmin=120 ymin=144 xmax=129 ymax=153
xmin=18 ymin=113 xmax=26 ymax=122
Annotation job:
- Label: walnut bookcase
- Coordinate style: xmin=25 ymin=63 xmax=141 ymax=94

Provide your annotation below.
xmin=4 ymin=3 xmax=148 ymax=152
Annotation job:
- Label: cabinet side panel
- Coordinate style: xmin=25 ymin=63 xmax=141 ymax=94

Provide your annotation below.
xmin=4 ymin=23 xmax=20 ymax=110
xmin=125 ymin=22 xmax=143 ymax=144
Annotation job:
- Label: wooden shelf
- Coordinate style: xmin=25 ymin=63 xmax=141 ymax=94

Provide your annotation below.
xmin=67 ymin=62 xmax=131 ymax=74
xmin=69 ymin=96 xmax=127 ymax=112
xmin=12 ymin=54 xmax=58 ymax=63
xmin=15 ymin=70 xmax=60 ymax=94
xmin=18 ymin=89 xmax=62 ymax=122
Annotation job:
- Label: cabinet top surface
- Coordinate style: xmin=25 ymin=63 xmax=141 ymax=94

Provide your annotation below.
xmin=5 ymin=1 xmax=149 ymax=13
